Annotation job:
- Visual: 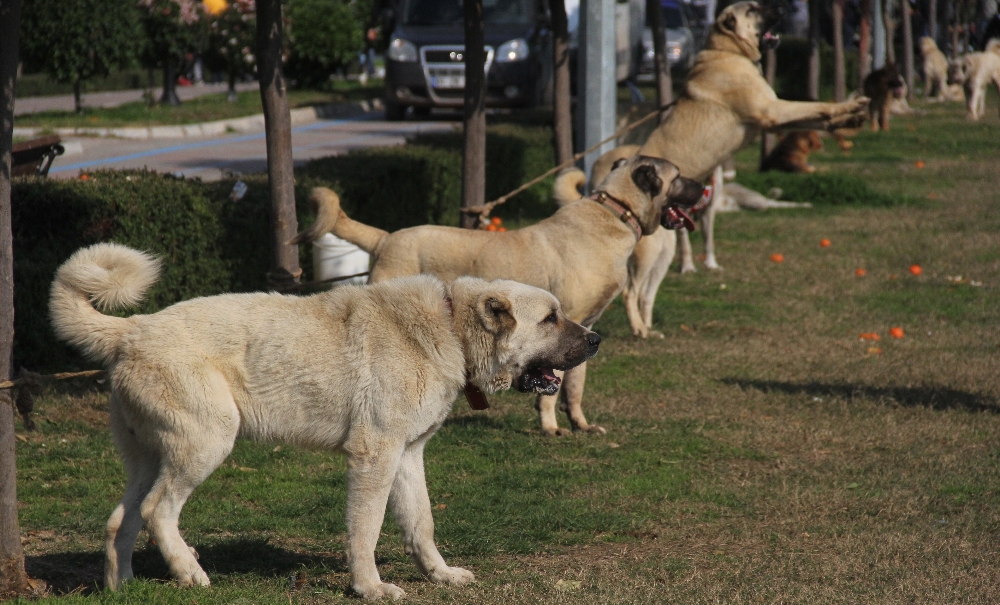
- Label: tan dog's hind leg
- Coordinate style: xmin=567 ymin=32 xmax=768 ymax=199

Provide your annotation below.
xmin=560 ymin=362 xmax=605 ymax=434
xmin=702 ymin=165 xmax=724 ymax=270
xmin=388 ymin=438 xmax=474 ymax=588
xmin=347 ymin=443 xmax=407 ymax=600
xmin=639 ymin=232 xmax=675 ymax=337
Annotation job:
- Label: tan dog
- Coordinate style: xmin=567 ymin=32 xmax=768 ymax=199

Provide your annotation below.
xmin=921 ymin=36 xmax=952 ymax=101
xmin=51 ymin=243 xmax=599 ymax=599
xmin=581 ymin=1 xmax=869 ymax=337
xmin=761 ymin=130 xmax=823 ymax=172
xmin=948 ymin=39 xmax=1000 ymax=120
xmin=293 ymin=156 xmax=704 ymax=435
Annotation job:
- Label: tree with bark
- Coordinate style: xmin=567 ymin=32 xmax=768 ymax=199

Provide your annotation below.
xmin=647 ymin=0 xmax=674 ymax=120
xmin=760 ymin=47 xmax=778 ymax=168
xmin=551 ymin=0 xmax=573 ymax=165
xmin=256 ymin=0 xmax=302 ymax=288
xmin=19 ymin=0 xmax=139 ymax=113
xmin=138 ymin=0 xmax=206 ymax=106
xmin=902 ymin=0 xmax=915 ymax=99
xmin=461 ymin=0 xmax=486 ymax=229
xmin=859 ymin=0 xmax=872 ymax=85
xmin=833 ymin=0 xmax=847 ymax=101
xmin=1 ymin=0 xmax=34 ymax=596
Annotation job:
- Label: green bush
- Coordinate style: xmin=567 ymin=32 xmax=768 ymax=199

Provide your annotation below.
xmin=10 ymin=171 xmax=317 ymax=372
xmin=734 ymin=172 xmax=913 ymax=207
xmin=286 ymin=0 xmax=371 ymax=86
xmin=773 ymin=38 xmax=860 ymax=101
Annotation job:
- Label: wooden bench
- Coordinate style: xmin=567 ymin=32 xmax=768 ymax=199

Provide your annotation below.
xmin=12 ymin=135 xmax=65 ymax=177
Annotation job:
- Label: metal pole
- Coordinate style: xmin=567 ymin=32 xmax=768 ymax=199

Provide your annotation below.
xmin=461 ymin=0 xmax=487 ymax=228
xmin=576 ymin=0 xmax=616 ymax=182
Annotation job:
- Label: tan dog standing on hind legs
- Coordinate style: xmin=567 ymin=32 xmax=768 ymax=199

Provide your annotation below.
xmin=292 ymin=155 xmax=705 ymax=435
xmin=575 ymin=1 xmax=868 ymax=338
xmin=51 ymin=243 xmax=599 ymax=598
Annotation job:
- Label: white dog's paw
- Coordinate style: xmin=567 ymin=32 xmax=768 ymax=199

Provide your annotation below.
xmin=649 ymin=330 xmax=665 ymax=339
xmin=356 ymin=582 xmax=406 ymax=601
xmin=429 ymin=566 xmax=475 ymax=586
xmin=705 ymin=259 xmax=723 ymax=271
xmin=680 ymin=262 xmax=697 ymax=274
xmin=176 ymin=567 xmax=211 ymax=587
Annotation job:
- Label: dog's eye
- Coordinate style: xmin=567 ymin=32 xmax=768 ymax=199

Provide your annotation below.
xmin=542 ymin=311 xmax=558 ymax=324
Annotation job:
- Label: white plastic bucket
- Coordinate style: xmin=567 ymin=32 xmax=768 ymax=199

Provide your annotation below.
xmin=311 ymin=233 xmax=370 ymax=287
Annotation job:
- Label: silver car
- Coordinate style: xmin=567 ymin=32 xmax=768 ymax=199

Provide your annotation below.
xmin=639 ymin=0 xmax=696 ymax=76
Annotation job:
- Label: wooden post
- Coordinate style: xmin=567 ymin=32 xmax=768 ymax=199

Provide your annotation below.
xmin=461 ymin=0 xmax=486 ymax=229
xmin=929 ymin=0 xmax=937 ymax=45
xmin=833 ymin=0 xmax=847 ymax=101
xmin=551 ymin=0 xmax=573 ymax=165
xmin=859 ymin=0 xmax=872 ymax=85
xmin=808 ymin=0 xmax=821 ymax=100
xmin=885 ymin=0 xmax=896 ymax=64
xmin=0 ymin=0 xmax=31 ymax=596
xmin=760 ymin=47 xmax=778 ymax=168
xmin=256 ymin=0 xmax=301 ymax=288
xmin=902 ymin=0 xmax=915 ymax=99
xmin=647 ymin=0 xmax=673 ymax=120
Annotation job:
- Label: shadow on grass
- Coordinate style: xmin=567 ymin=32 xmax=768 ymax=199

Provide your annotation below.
xmin=25 ymin=538 xmax=346 ymax=595
xmin=721 ymin=379 xmax=1000 ymax=414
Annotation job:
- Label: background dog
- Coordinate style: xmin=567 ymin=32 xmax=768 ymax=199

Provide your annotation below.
xmin=761 ymin=131 xmax=823 ymax=173
xmin=921 ymin=36 xmax=952 ymax=101
xmin=580 ymin=1 xmax=868 ymax=338
xmin=50 ymin=243 xmax=599 ymax=599
xmin=863 ymin=62 xmax=906 ymax=131
xmin=949 ymin=39 xmax=1000 ymax=120
xmin=293 ymin=156 xmax=703 ymax=434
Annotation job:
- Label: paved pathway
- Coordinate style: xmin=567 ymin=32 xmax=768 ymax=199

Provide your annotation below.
xmin=14 ymin=81 xmax=259 ymax=116
xmin=49 ymin=112 xmax=458 ymax=181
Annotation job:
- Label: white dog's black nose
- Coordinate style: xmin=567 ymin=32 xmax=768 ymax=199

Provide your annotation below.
xmin=587 ymin=333 xmax=602 ymax=347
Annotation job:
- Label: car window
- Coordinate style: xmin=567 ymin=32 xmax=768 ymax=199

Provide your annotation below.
xmin=646 ymin=3 xmax=686 ymax=29
xmin=403 ymin=0 xmax=533 ymax=25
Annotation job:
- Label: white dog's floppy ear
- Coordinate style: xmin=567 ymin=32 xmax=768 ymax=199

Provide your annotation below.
xmin=478 ymin=295 xmax=516 ymax=334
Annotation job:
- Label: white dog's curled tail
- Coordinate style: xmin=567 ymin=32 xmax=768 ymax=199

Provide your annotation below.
xmin=289 ymin=187 xmax=388 ymax=254
xmin=552 ymin=168 xmax=587 ymax=207
xmin=49 ymin=243 xmax=161 ymax=363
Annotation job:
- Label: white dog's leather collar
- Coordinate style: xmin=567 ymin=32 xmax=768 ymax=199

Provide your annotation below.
xmin=590 ymin=191 xmax=643 ymax=240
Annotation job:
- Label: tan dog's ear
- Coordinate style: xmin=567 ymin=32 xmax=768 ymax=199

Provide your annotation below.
xmin=631 ymin=164 xmax=663 ymax=198
xmin=612 ymin=157 xmax=628 ymax=170
xmin=478 ymin=295 xmax=516 ymax=334
xmin=721 ymin=12 xmax=738 ymax=34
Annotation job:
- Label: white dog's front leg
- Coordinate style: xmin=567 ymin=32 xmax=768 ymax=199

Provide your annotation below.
xmin=346 ymin=446 xmax=407 ymax=600
xmin=678 ymin=228 xmax=697 ymax=273
xmin=388 ymin=441 xmax=475 ymax=587
xmin=702 ymin=166 xmax=723 ymax=271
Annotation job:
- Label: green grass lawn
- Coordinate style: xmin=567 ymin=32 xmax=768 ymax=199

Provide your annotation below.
xmin=10 ymin=97 xmax=1000 ymax=603
xmin=14 ymin=81 xmax=383 ymax=130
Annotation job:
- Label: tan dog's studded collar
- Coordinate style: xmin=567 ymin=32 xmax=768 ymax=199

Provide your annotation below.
xmin=444 ymin=295 xmax=490 ymax=410
xmin=590 ymin=191 xmax=643 ymax=240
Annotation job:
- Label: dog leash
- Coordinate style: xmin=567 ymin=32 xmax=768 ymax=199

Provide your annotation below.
xmin=444 ymin=294 xmax=490 ymax=410
xmin=461 ymin=101 xmax=678 ymax=224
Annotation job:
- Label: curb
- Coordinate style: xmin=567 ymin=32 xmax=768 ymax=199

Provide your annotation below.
xmin=13 ymin=99 xmax=384 ymax=140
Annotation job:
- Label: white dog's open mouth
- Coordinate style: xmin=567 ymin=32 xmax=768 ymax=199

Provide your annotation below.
xmin=761 ymin=31 xmax=780 ymax=50
xmin=516 ymin=367 xmax=562 ymax=395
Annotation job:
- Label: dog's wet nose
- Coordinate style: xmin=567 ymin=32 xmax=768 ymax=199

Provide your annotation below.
xmin=587 ymin=333 xmax=602 ymax=347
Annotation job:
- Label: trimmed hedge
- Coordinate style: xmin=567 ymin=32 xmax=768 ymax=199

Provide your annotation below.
xmin=11 ymin=171 xmax=315 ymax=372
xmin=734 ymin=172 xmax=913 ymax=207
xmin=774 ymin=38 xmax=860 ymax=101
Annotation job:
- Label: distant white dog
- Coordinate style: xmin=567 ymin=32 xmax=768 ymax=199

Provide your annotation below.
xmin=920 ymin=36 xmax=964 ymax=101
xmin=949 ymin=39 xmax=1000 ymax=120
xmin=50 ymin=243 xmax=599 ymax=599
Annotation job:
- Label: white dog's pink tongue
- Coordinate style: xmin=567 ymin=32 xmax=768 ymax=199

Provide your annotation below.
xmin=543 ymin=370 xmax=561 ymax=385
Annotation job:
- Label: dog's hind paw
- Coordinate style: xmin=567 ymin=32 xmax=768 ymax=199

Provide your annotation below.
xmin=429 ymin=566 xmax=475 ymax=586
xmin=356 ymin=582 xmax=406 ymax=601
xmin=176 ymin=567 xmax=210 ymax=587
xmin=575 ymin=423 xmax=607 ymax=435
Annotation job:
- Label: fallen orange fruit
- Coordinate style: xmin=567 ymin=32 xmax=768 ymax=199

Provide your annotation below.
xmin=889 ymin=327 xmax=905 ymax=339
xmin=490 ymin=216 xmax=503 ymax=226
xmin=770 ymin=253 xmax=784 ymax=263
xmin=485 ymin=224 xmax=498 ymax=232
xmin=860 ymin=332 xmax=880 ymax=341
xmin=79 ymin=174 xmax=90 ymax=181
xmin=909 ymin=264 xmax=923 ymax=275
xmin=855 ymin=268 xmax=867 ymax=277
xmin=820 ymin=239 xmax=831 ymax=247
xmin=915 ymin=160 xmax=925 ymax=168
xmin=497 ymin=226 xmax=507 ymax=232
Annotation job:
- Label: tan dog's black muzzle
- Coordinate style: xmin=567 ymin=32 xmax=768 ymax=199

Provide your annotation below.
xmin=660 ymin=176 xmax=707 ymax=231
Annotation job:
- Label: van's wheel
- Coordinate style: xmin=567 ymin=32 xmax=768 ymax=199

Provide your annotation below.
xmin=385 ymin=101 xmax=407 ymax=121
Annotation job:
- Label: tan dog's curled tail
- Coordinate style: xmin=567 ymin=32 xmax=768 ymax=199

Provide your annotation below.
xmin=552 ymin=168 xmax=587 ymax=207
xmin=50 ymin=243 xmax=161 ymax=364
xmin=289 ymin=187 xmax=388 ymax=254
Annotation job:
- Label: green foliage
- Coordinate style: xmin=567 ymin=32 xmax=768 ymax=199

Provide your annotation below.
xmin=285 ymin=0 xmax=371 ymax=86
xmin=137 ymin=0 xmax=207 ymax=68
xmin=773 ymin=37 xmax=860 ymax=101
xmin=734 ymin=172 xmax=912 ymax=207
xmin=19 ymin=0 xmax=140 ymax=98
xmin=10 ymin=171 xmax=276 ymax=372
xmin=204 ymin=0 xmax=257 ymax=91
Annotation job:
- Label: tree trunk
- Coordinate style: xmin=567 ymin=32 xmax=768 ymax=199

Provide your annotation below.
xmin=808 ymin=0 xmax=821 ymax=100
xmin=929 ymin=0 xmax=937 ymax=45
xmin=902 ymin=0 xmax=915 ymax=99
xmin=833 ymin=0 xmax=847 ymax=101
xmin=760 ymin=47 xmax=778 ymax=169
xmin=0 ymin=0 xmax=31 ymax=596
xmin=859 ymin=0 xmax=872 ymax=85
xmin=872 ymin=0 xmax=886 ymax=70
xmin=884 ymin=0 xmax=896 ymax=65
xmin=256 ymin=0 xmax=301 ymax=289
xmin=227 ymin=72 xmax=238 ymax=103
xmin=551 ymin=0 xmax=573 ymax=165
xmin=647 ymin=0 xmax=673 ymax=121
xmin=73 ymin=80 xmax=83 ymax=114
xmin=461 ymin=0 xmax=486 ymax=229
xmin=160 ymin=60 xmax=181 ymax=106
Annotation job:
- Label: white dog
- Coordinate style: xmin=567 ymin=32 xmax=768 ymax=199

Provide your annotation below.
xmin=50 ymin=243 xmax=600 ymax=599
xmin=949 ymin=39 xmax=1000 ymax=120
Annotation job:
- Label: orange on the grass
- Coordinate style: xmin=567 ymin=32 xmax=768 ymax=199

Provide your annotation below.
xmin=770 ymin=253 xmax=784 ymax=263
xmin=485 ymin=224 xmax=498 ymax=232
xmin=497 ymin=227 xmax=507 ymax=232
xmin=490 ymin=216 xmax=502 ymax=226
xmin=889 ymin=327 xmax=905 ymax=339
xmin=855 ymin=268 xmax=867 ymax=277
xmin=909 ymin=264 xmax=923 ymax=275
xmin=860 ymin=332 xmax=880 ymax=341
xmin=915 ymin=160 xmax=925 ymax=168
xmin=820 ymin=239 xmax=831 ymax=247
